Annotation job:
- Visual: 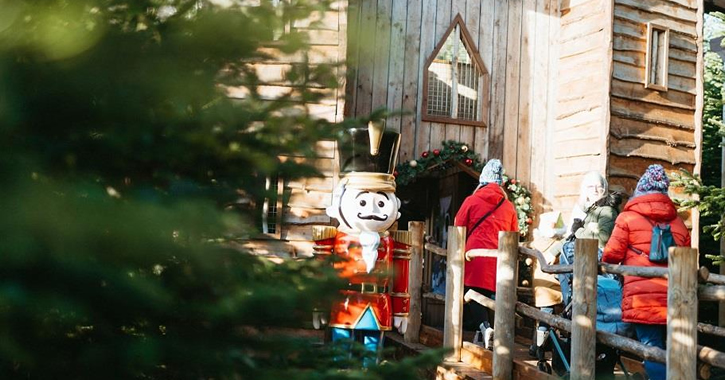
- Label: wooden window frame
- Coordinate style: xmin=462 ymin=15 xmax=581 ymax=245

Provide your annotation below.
xmin=422 ymin=14 xmax=489 ymax=127
xmin=261 ymin=174 xmax=284 ymax=239
xmin=644 ymin=22 xmax=670 ymax=92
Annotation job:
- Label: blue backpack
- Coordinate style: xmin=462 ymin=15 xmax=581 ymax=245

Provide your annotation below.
xmin=631 ymin=217 xmax=676 ymax=263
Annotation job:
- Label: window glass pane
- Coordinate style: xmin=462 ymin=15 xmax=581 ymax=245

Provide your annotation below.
xmin=262 ymin=175 xmax=279 ymax=234
xmin=646 ymin=24 xmax=668 ymax=89
xmin=427 ymin=33 xmax=456 ymax=117
xmin=426 ymin=26 xmax=482 ymax=121
xmin=654 ymin=30 xmax=667 ymax=85
xmin=456 ymin=39 xmax=479 ymax=121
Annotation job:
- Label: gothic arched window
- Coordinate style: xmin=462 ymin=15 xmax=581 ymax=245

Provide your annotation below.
xmin=422 ymin=15 xmax=488 ymax=126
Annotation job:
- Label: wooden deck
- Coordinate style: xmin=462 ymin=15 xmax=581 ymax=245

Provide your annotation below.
xmin=283 ymin=325 xmax=648 ymax=379
xmin=385 ymin=327 xmax=646 ymax=380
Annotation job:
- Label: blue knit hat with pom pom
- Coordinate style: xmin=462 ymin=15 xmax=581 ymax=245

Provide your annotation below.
xmin=633 ymin=164 xmax=670 ymax=197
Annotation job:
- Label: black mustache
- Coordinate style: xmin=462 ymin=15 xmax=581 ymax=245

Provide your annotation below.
xmin=357 ymin=213 xmax=388 ymax=221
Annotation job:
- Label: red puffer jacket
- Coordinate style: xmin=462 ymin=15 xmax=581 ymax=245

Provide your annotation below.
xmin=601 ymin=193 xmax=691 ymax=324
xmin=454 ymin=184 xmax=518 ymax=292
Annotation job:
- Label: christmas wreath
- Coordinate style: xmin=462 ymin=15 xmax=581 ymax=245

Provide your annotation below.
xmin=394 ymin=140 xmax=533 ymax=238
xmin=501 ymin=174 xmax=533 ymax=238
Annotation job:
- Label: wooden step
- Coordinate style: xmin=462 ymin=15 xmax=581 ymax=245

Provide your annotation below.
xmin=460 ymin=341 xmax=561 ymax=380
xmin=392 ymin=326 xmax=651 ymax=380
xmin=436 ymin=362 xmax=492 ymax=380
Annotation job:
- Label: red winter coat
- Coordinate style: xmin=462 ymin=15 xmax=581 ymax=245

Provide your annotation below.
xmin=454 ymin=184 xmax=518 ymax=292
xmin=601 ymin=193 xmax=691 ymax=324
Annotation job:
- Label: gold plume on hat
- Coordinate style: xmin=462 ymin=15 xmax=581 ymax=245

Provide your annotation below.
xmin=368 ymin=120 xmax=385 ymax=156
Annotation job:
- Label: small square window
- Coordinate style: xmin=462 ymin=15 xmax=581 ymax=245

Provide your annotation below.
xmin=645 ymin=23 xmax=669 ymax=91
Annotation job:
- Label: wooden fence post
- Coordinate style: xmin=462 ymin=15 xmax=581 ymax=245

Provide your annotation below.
xmin=492 ymin=231 xmax=518 ymax=380
xmin=405 ymin=221 xmax=424 ymax=344
xmin=443 ymin=226 xmax=466 ymax=362
xmin=667 ymin=247 xmax=698 ymax=380
xmin=570 ymin=238 xmax=598 ymax=380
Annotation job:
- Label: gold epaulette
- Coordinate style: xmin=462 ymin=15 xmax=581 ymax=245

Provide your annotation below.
xmin=389 ymin=230 xmax=413 ymax=246
xmin=312 ymin=225 xmax=337 ymax=241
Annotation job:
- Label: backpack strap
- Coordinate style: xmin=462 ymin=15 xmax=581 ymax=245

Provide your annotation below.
xmin=627 ymin=215 xmax=661 ymax=256
xmin=466 ymin=194 xmax=506 ymax=239
xmin=629 ymin=245 xmax=646 ymax=256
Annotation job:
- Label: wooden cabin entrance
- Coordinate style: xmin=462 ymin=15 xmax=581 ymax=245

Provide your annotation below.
xmin=397 ymin=166 xmax=478 ymax=328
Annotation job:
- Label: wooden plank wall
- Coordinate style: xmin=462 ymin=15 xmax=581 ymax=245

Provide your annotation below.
xmin=608 ymin=0 xmax=699 ymax=196
xmin=281 ymin=140 xmax=340 ymax=256
xmin=346 ymin=0 xmax=559 ymax=214
xmin=239 ymin=1 xmax=348 ymax=258
xmin=550 ymin=0 xmax=610 ymax=213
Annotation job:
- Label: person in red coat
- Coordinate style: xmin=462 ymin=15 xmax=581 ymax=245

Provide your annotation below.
xmin=602 ymin=164 xmax=691 ymax=380
xmin=454 ymin=159 xmax=518 ymax=340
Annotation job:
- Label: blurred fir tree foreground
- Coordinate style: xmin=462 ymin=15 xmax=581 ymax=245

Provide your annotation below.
xmin=0 ymin=1 xmax=441 ymax=378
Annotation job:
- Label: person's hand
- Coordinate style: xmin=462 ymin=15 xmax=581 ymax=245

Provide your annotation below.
xmin=312 ymin=311 xmax=328 ymax=330
xmin=393 ymin=316 xmax=408 ymax=334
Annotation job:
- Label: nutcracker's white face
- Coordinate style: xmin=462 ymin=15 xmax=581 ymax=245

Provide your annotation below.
xmin=327 ymin=184 xmax=401 ymax=233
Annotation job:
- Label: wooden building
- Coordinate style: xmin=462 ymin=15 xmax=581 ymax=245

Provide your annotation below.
xmin=238 ymin=1 xmax=348 ymax=258
xmin=245 ymin=0 xmax=707 ymax=257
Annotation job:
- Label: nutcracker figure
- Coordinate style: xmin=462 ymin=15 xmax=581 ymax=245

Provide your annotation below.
xmin=312 ymin=121 xmax=411 ymax=362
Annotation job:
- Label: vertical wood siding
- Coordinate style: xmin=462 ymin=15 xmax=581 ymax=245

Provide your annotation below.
xmin=347 ymin=0 xmax=558 ymax=194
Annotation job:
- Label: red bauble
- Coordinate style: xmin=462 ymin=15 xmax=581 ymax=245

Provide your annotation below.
xmin=526 ymin=218 xmax=533 ymax=224
xmin=510 ymin=179 xmax=517 ymax=184
xmin=394 ymin=170 xmax=399 ymax=177
xmin=421 ymin=151 xmax=429 ymax=158
xmin=464 ymin=158 xmax=473 ymax=166
xmin=433 ymin=149 xmax=440 ymax=156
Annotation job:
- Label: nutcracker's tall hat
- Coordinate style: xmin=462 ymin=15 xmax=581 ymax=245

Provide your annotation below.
xmin=337 ymin=120 xmax=401 ymax=192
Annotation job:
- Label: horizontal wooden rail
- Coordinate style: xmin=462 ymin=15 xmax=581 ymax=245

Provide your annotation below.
xmin=707 ymin=272 xmax=725 ymax=285
xmin=699 ymin=285 xmax=725 ymax=301
xmin=463 ymin=289 xmax=496 ymax=311
xmin=523 ymin=246 xmax=723 ymax=287
xmin=520 ymin=246 xmax=670 ymax=279
xmin=459 ymin=293 xmax=725 ymax=370
xmin=699 ymin=266 xmax=725 ymax=285
xmin=515 ymin=301 xmax=667 ymax=364
xmin=425 ymin=242 xmax=447 ymax=257
xmin=423 ymin=292 xmax=445 ymax=301
xmin=599 ymin=263 xmax=668 ymax=278
xmin=464 ymin=249 xmax=499 ymax=260
xmin=699 ymin=346 xmax=725 ymax=369
xmin=516 ymin=300 xmax=725 ymax=369
xmin=699 ymin=322 xmax=725 ymax=338
xmin=518 ymin=246 xmax=572 ymax=274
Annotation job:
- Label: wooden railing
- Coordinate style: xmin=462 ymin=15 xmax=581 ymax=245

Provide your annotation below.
xmin=406 ymin=224 xmax=725 ymax=380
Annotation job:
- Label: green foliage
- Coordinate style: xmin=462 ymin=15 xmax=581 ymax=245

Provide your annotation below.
xmin=702 ymin=50 xmax=725 ymax=188
xmin=674 ymin=14 xmax=725 ymax=267
xmin=672 ymin=169 xmax=725 ymax=241
xmin=394 ymin=140 xmax=484 ymax=186
xmin=0 ymin=1 xmax=441 ymax=378
xmin=1 ymin=0 xmax=340 ymax=205
xmin=501 ymin=175 xmax=533 ymax=238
